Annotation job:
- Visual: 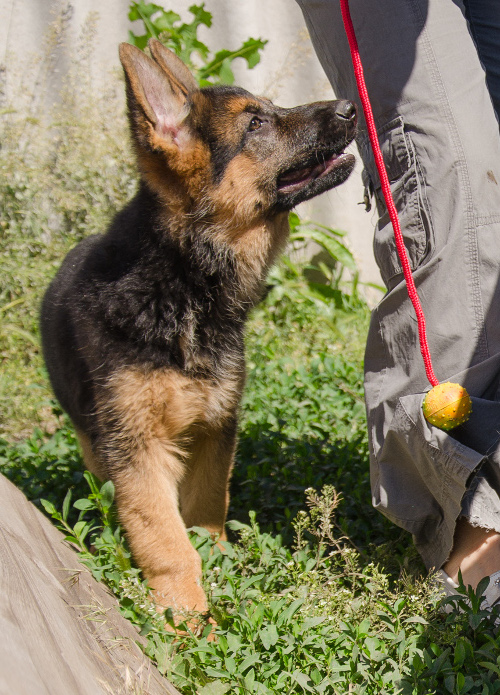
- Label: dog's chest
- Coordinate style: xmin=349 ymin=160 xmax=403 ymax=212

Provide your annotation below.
xmin=103 ymin=366 xmax=244 ymax=442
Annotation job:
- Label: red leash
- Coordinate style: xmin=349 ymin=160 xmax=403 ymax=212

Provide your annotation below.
xmin=339 ymin=0 xmax=439 ymax=388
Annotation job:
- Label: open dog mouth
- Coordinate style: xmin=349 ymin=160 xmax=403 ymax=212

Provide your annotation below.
xmin=277 ymin=150 xmax=355 ymax=193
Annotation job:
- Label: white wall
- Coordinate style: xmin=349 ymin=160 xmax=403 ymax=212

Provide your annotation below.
xmin=0 ymin=0 xmax=380 ymax=289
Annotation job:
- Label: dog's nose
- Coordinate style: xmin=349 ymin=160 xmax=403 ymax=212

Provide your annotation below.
xmin=335 ymin=100 xmax=357 ymax=122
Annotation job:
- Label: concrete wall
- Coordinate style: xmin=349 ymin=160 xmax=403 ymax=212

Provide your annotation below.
xmin=0 ymin=0 xmax=380 ymax=289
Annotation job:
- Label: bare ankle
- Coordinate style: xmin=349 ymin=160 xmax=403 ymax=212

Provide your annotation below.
xmin=443 ymin=518 xmax=500 ymax=588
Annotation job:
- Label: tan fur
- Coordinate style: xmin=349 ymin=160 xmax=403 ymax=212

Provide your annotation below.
xmin=219 ymin=215 xmax=290 ymax=303
xmin=210 ymin=96 xmax=262 ymax=143
xmin=139 ymin=144 xmax=290 ymax=302
xmin=211 ymin=153 xmax=268 ymax=227
xmin=90 ymin=367 xmax=243 ymax=611
xmin=137 ymin=137 xmax=212 ymax=213
xmin=105 ymin=367 xmax=243 ymax=439
xmin=74 ymin=427 xmax=106 ymax=481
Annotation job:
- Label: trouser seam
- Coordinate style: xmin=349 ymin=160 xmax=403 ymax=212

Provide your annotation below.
xmin=408 ymin=0 xmax=488 ymax=362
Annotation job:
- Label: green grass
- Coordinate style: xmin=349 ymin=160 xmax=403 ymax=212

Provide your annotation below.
xmin=3 ymin=288 xmax=500 ymax=693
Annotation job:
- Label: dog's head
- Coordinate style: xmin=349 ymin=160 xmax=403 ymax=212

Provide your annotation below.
xmin=119 ymin=40 xmax=356 ymax=229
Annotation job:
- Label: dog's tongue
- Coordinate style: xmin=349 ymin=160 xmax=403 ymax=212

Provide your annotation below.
xmin=279 ymin=165 xmax=316 ymax=186
xmin=278 ymin=156 xmax=339 ymax=190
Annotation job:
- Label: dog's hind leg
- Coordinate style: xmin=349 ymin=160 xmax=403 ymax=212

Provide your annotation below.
xmin=178 ymin=420 xmax=238 ymax=542
xmin=74 ymin=427 xmax=107 ymax=481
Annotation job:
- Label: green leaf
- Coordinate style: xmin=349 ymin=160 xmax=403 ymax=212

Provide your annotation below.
xmin=224 ymin=656 xmax=236 ymax=675
xmin=244 ymin=669 xmax=256 ymax=691
xmin=198 ymin=38 xmax=267 ymax=83
xmin=205 ymin=668 xmax=231 ymax=679
xmin=476 ymin=576 xmax=491 ymax=600
xmin=277 ymin=599 xmax=304 ymax=626
xmin=468 ymin=613 xmax=484 ymax=630
xmin=73 ymin=498 xmax=96 ymax=511
xmin=454 ymin=639 xmax=466 ymax=668
xmin=478 ymin=662 xmax=500 ymax=677
xmin=128 ymin=31 xmax=148 ymax=50
xmin=40 ymin=498 xmax=57 ymax=516
xmin=62 ymin=488 xmax=72 ymax=521
xmin=292 ymin=671 xmax=314 ymax=693
xmin=218 ymin=58 xmax=234 ymax=85
xmin=128 ymin=1 xmax=166 ymax=22
xmin=226 ymin=632 xmax=242 ymax=654
xmin=153 ymin=10 xmax=181 ymax=31
xmin=259 ymin=624 xmax=279 ymax=649
xmin=226 ymin=519 xmax=250 ymax=532
xmin=291 ymin=227 xmax=356 ymax=271
xmin=302 ymin=616 xmax=326 ymax=630
xmin=239 ymin=654 xmax=261 ymax=673
xmin=404 ymin=616 xmax=428 ymax=625
xmin=187 ymin=4 xmax=212 ymax=28
xmin=100 ymin=480 xmax=115 ymax=508
xmin=197 ymin=684 xmax=230 ymax=695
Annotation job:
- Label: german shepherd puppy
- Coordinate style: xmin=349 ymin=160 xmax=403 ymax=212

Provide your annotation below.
xmin=41 ymin=39 xmax=356 ymax=616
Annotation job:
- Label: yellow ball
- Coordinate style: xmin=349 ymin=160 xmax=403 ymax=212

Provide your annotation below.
xmin=422 ymin=382 xmax=472 ymax=431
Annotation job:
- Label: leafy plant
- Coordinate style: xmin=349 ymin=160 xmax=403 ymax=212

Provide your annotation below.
xmin=288 ymin=212 xmax=360 ymax=305
xmin=4 ymin=292 xmax=500 ymax=693
xmin=31 ymin=467 xmax=500 ymax=694
xmin=128 ymin=2 xmax=267 ymax=86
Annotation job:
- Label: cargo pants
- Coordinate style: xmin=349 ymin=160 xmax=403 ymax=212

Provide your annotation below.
xmin=295 ymin=0 xmax=500 ymax=569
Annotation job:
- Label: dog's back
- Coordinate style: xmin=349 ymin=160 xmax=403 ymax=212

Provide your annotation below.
xmin=40 ymin=39 xmax=356 ymax=618
xmin=41 ymin=235 xmax=101 ymax=432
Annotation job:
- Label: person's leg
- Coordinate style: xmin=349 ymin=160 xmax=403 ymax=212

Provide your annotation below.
xmin=443 ymin=518 xmax=500 ymax=586
xmin=295 ymin=0 xmax=500 ymax=584
xmin=442 ymin=0 xmax=500 ymax=587
xmin=463 ymin=0 xmax=500 ymax=121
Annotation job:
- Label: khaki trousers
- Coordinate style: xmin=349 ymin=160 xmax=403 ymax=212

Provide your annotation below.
xmin=296 ymin=0 xmax=500 ymax=569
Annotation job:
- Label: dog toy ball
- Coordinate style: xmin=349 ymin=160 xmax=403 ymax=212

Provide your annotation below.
xmin=422 ymin=382 xmax=472 ymax=431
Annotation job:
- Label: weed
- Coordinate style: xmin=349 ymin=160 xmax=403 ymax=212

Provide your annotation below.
xmin=127 ymin=1 xmax=267 ymax=86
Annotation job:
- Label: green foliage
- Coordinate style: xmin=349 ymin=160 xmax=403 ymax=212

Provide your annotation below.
xmin=3 ymin=287 xmax=500 ymax=692
xmin=0 ymin=420 xmax=85 ymax=508
xmin=286 ymin=212 xmax=361 ymax=309
xmin=28 ymin=467 xmax=500 ymax=694
xmin=128 ymin=2 xmax=267 ymax=86
xmin=41 ymin=473 xmax=138 ymax=595
xmin=0 ymin=14 xmax=136 ymax=437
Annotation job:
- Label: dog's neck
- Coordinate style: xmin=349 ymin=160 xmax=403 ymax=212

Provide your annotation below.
xmin=96 ymin=183 xmax=285 ymax=376
xmin=144 ymin=181 xmax=290 ymax=307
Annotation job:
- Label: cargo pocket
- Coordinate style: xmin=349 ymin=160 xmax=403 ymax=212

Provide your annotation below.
xmin=372 ymin=391 xmax=485 ymax=568
xmin=359 ymin=116 xmax=434 ymax=290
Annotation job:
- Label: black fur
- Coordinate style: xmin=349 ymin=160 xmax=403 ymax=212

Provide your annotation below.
xmin=41 ymin=182 xmax=249 ymax=434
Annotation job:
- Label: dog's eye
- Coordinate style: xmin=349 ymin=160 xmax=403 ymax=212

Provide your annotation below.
xmin=248 ymin=116 xmax=263 ymax=132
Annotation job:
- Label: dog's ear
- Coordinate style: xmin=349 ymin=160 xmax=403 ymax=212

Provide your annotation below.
xmin=148 ymin=39 xmax=199 ymax=96
xmin=119 ymin=42 xmax=197 ymax=147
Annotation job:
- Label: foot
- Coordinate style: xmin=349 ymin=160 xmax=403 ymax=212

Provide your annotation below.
xmin=442 ymin=517 xmax=500 ymax=588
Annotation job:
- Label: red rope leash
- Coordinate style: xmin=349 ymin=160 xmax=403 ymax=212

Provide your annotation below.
xmin=339 ymin=0 xmax=439 ymax=387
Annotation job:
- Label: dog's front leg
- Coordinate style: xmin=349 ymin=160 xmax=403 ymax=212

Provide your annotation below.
xmin=109 ymin=437 xmax=208 ymax=613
